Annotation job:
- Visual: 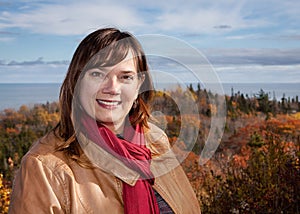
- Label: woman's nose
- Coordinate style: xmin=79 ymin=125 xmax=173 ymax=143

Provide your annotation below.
xmin=101 ymin=75 xmax=120 ymax=95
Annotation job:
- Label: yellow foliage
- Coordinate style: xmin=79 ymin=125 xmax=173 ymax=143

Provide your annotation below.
xmin=0 ymin=174 xmax=11 ymax=214
xmin=209 ymin=104 xmax=217 ymax=115
xmin=291 ymin=112 xmax=300 ymax=120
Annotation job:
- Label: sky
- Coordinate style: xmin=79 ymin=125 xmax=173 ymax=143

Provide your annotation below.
xmin=0 ymin=0 xmax=300 ymax=83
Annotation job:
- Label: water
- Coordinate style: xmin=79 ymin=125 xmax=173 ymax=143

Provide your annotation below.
xmin=0 ymin=83 xmax=61 ymax=111
xmin=0 ymin=83 xmax=299 ymax=111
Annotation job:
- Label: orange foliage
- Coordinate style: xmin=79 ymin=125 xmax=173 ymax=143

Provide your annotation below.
xmin=5 ymin=127 xmax=19 ymax=135
xmin=231 ymin=145 xmax=251 ymax=169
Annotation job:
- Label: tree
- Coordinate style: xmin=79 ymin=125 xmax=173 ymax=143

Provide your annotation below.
xmin=256 ymin=89 xmax=271 ymax=119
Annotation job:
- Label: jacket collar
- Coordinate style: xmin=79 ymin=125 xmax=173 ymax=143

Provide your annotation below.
xmin=77 ymin=133 xmax=140 ymax=186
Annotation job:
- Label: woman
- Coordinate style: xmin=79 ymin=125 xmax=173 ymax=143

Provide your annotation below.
xmin=9 ymin=28 xmax=200 ymax=213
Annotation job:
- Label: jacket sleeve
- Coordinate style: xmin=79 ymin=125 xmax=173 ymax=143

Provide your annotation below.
xmin=9 ymin=154 xmax=67 ymax=214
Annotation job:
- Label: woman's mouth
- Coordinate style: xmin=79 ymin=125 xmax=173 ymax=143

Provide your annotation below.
xmin=96 ymin=99 xmax=122 ymax=109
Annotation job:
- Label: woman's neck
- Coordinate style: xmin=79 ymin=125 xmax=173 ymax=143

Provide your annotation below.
xmin=102 ymin=120 xmax=125 ymax=135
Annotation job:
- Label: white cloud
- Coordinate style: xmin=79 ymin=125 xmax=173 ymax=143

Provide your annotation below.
xmin=0 ymin=51 xmax=300 ymax=84
xmin=0 ymin=0 xmax=296 ymax=36
xmin=0 ymin=49 xmax=299 ymax=84
xmin=203 ymin=48 xmax=300 ymax=65
xmin=0 ymin=59 xmax=68 ymax=83
xmin=0 ymin=37 xmax=14 ymax=42
xmin=0 ymin=1 xmax=144 ymax=35
xmin=215 ymin=64 xmax=300 ymax=83
xmin=0 ymin=0 xmax=299 ymax=84
xmin=201 ymin=48 xmax=300 ymax=83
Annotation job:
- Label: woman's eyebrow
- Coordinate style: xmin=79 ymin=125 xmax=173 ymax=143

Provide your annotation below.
xmin=120 ymin=70 xmax=135 ymax=74
xmin=90 ymin=66 xmax=136 ymax=73
xmin=87 ymin=67 xmax=109 ymax=73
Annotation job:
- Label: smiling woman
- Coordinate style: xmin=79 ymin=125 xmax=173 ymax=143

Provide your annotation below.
xmin=8 ymin=28 xmax=201 ymax=214
xmin=79 ymin=51 xmax=145 ymax=134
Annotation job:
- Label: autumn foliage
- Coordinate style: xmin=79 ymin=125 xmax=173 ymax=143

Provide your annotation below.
xmin=0 ymin=85 xmax=300 ymax=213
xmin=180 ymin=114 xmax=300 ymax=213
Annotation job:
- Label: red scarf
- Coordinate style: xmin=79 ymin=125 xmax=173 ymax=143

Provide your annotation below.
xmin=81 ymin=115 xmax=159 ymax=214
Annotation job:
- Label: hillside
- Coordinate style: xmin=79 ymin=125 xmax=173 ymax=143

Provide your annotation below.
xmin=0 ymin=85 xmax=299 ymax=213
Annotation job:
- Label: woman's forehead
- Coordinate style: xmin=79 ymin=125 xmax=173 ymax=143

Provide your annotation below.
xmin=84 ymin=51 xmax=136 ymax=74
xmin=103 ymin=54 xmax=137 ymax=73
xmin=104 ymin=50 xmax=138 ymax=69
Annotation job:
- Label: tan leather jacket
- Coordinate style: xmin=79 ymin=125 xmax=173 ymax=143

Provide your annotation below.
xmin=9 ymin=123 xmax=200 ymax=213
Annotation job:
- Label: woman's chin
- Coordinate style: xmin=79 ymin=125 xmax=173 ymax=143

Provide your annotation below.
xmin=95 ymin=116 xmax=123 ymax=126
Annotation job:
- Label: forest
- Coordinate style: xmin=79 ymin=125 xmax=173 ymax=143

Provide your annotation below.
xmin=0 ymin=84 xmax=299 ymax=213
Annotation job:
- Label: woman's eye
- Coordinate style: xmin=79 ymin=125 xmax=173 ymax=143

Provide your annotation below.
xmin=90 ymin=71 xmax=105 ymax=78
xmin=121 ymin=75 xmax=134 ymax=80
xmin=119 ymin=74 xmax=135 ymax=83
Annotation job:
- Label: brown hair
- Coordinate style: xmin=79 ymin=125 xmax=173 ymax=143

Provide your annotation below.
xmin=54 ymin=28 xmax=154 ymax=161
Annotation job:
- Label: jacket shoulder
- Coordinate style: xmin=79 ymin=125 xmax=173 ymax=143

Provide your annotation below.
xmin=145 ymin=122 xmax=170 ymax=156
xmin=10 ymin=134 xmax=72 ymax=213
xmin=21 ymin=131 xmax=73 ymax=175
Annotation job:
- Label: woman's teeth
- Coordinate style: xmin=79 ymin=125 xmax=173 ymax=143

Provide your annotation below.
xmin=97 ymin=100 xmax=120 ymax=106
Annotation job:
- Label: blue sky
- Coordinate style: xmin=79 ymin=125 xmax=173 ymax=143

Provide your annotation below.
xmin=0 ymin=0 xmax=300 ymax=83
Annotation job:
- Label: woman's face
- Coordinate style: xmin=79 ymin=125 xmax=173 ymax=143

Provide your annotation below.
xmin=79 ymin=51 xmax=144 ymax=132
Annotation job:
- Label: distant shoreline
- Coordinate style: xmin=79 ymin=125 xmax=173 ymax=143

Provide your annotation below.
xmin=0 ymin=82 xmax=299 ymax=111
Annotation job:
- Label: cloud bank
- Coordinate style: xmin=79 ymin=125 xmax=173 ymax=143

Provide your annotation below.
xmin=0 ymin=0 xmax=299 ymax=83
xmin=0 ymin=0 xmax=299 ymax=37
xmin=0 ymin=48 xmax=299 ymax=83
xmin=0 ymin=58 xmax=68 ymax=83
